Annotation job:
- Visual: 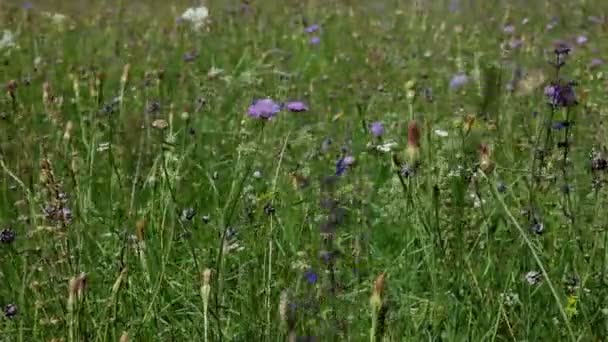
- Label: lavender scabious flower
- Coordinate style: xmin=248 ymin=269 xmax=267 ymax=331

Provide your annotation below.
xmin=286 ymin=101 xmax=308 ymax=112
xmin=589 ymin=58 xmax=604 ymax=69
xmin=544 ymin=82 xmax=577 ymax=108
xmin=576 ymin=35 xmax=588 ymax=46
xmin=248 ymin=98 xmax=281 ymax=119
xmin=450 ymin=73 xmax=469 ymax=90
xmin=335 ymin=155 xmax=355 ymax=176
xmin=369 ymin=121 xmax=384 ymax=137
xmin=305 ymin=24 xmax=320 ymax=33
xmin=309 ymin=36 xmax=321 ymax=45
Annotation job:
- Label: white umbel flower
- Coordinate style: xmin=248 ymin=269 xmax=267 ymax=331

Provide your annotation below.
xmin=181 ymin=6 xmax=210 ymax=31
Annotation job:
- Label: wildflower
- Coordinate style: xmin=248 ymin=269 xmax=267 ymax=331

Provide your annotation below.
xmin=181 ymin=6 xmax=210 ymax=30
xmin=0 ymin=30 xmax=16 ymax=50
xmin=335 ymin=155 xmax=355 ymax=176
xmin=304 ymin=269 xmax=318 ymax=284
xmin=305 ymin=24 xmax=320 ymax=33
xmin=370 ymin=272 xmax=386 ymax=312
xmin=248 ymin=98 xmax=281 ymax=119
xmin=42 ymin=12 xmax=68 ymax=25
xmin=374 ymin=141 xmax=398 ymax=153
xmin=449 ymin=73 xmax=469 ymax=90
xmin=369 ymin=121 xmax=385 ymax=137
xmin=285 ymin=101 xmax=308 ymax=112
xmin=552 ymin=120 xmax=572 ymax=130
xmin=309 ymin=36 xmax=321 ymax=45
xmin=434 ymin=129 xmax=448 ymax=137
xmin=589 ymin=58 xmax=604 ymax=69
xmin=524 ymin=271 xmax=542 ymax=285
xmin=4 ymin=304 xmax=17 ymax=318
xmin=406 ymin=120 xmax=421 ymax=164
xmin=544 ymin=82 xmax=577 ymax=108
xmin=479 ymin=143 xmax=495 ymax=173
xmin=183 ymin=51 xmax=198 ymax=62
xmin=253 ymin=170 xmax=262 ymax=178
xmin=502 ymin=24 xmax=515 ymax=34
xmin=0 ymin=227 xmax=16 ymax=244
xmin=509 ymin=38 xmax=524 ymax=49
xmin=576 ymin=35 xmax=588 ymax=46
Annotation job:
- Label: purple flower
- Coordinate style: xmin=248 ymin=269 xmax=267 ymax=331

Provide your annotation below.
xmin=304 ymin=269 xmax=318 ymax=284
xmin=450 ymin=73 xmax=469 ymax=90
xmin=286 ymin=101 xmax=308 ymax=112
xmin=335 ymin=155 xmax=355 ymax=176
xmin=544 ymin=82 xmax=577 ymax=108
xmin=369 ymin=121 xmax=384 ymax=137
xmin=309 ymin=36 xmax=320 ymax=45
xmin=22 ymin=2 xmax=33 ymax=10
xmin=503 ymin=24 xmax=515 ymax=34
xmin=183 ymin=51 xmax=198 ymax=62
xmin=305 ymin=24 xmax=320 ymax=33
xmin=248 ymin=98 xmax=281 ymax=119
xmin=552 ymin=120 xmax=572 ymax=130
xmin=509 ymin=38 xmax=523 ymax=49
xmin=589 ymin=58 xmax=604 ymax=68
xmin=576 ymin=35 xmax=588 ymax=46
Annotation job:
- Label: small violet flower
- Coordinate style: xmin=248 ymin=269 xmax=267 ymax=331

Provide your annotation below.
xmin=450 ymin=73 xmax=469 ymax=90
xmin=285 ymin=101 xmax=309 ymax=112
xmin=309 ymin=36 xmax=321 ymax=45
xmin=304 ymin=269 xmax=318 ymax=284
xmin=305 ymin=24 xmax=320 ymax=33
xmin=335 ymin=155 xmax=355 ymax=176
xmin=369 ymin=121 xmax=384 ymax=137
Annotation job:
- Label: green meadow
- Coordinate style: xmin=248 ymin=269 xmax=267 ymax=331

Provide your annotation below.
xmin=1 ymin=0 xmax=608 ymax=340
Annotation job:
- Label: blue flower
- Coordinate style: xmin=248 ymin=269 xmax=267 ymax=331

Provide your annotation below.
xmin=335 ymin=155 xmax=355 ymax=176
xmin=304 ymin=269 xmax=318 ymax=284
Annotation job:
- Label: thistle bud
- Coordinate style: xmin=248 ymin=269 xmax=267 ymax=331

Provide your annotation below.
xmin=406 ymin=120 xmax=421 ymax=164
xmin=479 ymin=143 xmax=495 ymax=173
xmin=370 ymin=272 xmax=386 ymax=312
xmin=135 ymin=218 xmax=146 ymax=242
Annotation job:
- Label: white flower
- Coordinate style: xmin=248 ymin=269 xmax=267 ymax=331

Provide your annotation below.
xmin=0 ymin=30 xmax=16 ymax=50
xmin=181 ymin=6 xmax=210 ymax=30
xmin=434 ymin=129 xmax=449 ymax=137
xmin=367 ymin=141 xmax=398 ymax=153
xmin=525 ymin=271 xmax=542 ymax=285
xmin=42 ymin=12 xmax=68 ymax=25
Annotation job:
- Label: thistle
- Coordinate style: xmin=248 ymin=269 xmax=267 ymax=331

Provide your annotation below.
xmin=479 ymin=143 xmax=495 ymax=174
xmin=370 ymin=272 xmax=388 ymax=342
xmin=406 ymin=120 xmax=421 ymax=164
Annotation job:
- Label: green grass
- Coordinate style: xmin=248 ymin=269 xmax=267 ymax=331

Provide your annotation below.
xmin=1 ymin=0 xmax=608 ymax=340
